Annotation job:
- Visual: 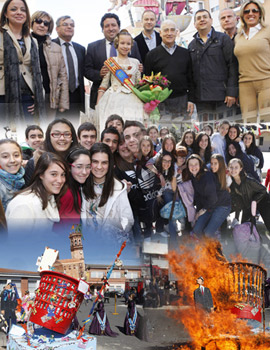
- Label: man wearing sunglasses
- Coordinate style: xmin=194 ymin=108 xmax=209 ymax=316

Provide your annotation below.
xmin=188 ymin=9 xmax=238 ymax=117
xmin=53 ymin=16 xmax=86 ymax=120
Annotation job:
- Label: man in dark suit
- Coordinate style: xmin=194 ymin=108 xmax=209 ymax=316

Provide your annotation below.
xmin=193 ymin=276 xmax=213 ymax=313
xmin=53 ymin=16 xmax=85 ymax=120
xmin=134 ymin=10 xmax=162 ymax=65
xmin=85 ymin=13 xmax=142 ymax=110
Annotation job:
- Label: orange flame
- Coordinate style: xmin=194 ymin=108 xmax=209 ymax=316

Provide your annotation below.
xmin=167 ymin=238 xmax=270 ymax=350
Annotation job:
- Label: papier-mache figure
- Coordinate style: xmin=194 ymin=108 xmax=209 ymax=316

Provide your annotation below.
xmin=193 ymin=276 xmax=214 ymax=313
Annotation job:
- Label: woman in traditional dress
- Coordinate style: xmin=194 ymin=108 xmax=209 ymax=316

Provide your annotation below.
xmin=96 ymin=29 xmax=147 ymax=131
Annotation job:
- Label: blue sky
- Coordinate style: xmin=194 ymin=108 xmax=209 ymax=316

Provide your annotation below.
xmin=0 ymin=227 xmax=141 ymax=271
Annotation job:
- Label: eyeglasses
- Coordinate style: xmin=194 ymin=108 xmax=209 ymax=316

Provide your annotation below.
xmin=34 ymin=18 xmax=50 ymax=27
xmin=51 ymin=132 xmax=72 ymax=139
xmin=243 ymin=8 xmax=260 ymax=14
xmin=162 ymin=159 xmax=172 ymax=164
xmin=60 ymin=22 xmax=75 ymax=28
xmin=70 ymin=164 xmax=91 ymax=170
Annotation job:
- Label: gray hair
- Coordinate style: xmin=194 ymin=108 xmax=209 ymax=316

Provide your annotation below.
xmin=56 ymin=15 xmax=74 ymax=27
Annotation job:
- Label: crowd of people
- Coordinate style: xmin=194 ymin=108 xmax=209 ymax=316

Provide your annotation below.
xmin=0 ymin=1 xmax=268 ymax=250
xmin=0 ymin=0 xmax=268 ymax=128
xmin=0 ymin=114 xmax=268 ymax=245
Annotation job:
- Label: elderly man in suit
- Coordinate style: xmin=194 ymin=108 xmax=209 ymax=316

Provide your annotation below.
xmin=193 ymin=276 xmax=213 ymax=313
xmin=53 ymin=16 xmax=85 ymax=120
xmin=84 ymin=13 xmax=142 ymax=110
xmin=134 ymin=10 xmax=162 ymax=65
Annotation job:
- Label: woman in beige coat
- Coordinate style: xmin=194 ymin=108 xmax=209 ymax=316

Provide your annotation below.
xmin=31 ymin=11 xmax=69 ymax=120
xmin=0 ymin=0 xmax=45 ymax=124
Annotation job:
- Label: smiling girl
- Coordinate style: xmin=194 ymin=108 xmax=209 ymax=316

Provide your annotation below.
xmin=0 ymin=139 xmax=25 ymax=210
xmin=96 ymin=29 xmax=146 ymax=130
xmin=6 ymin=152 xmax=68 ymax=231
xmin=185 ymin=154 xmax=230 ymax=238
xmin=24 ymin=118 xmax=78 ymax=186
xmin=82 ymin=143 xmax=133 ymax=240
xmin=194 ymin=132 xmax=212 ymax=166
xmin=54 ymin=147 xmax=91 ymax=230
xmin=228 ymin=158 xmax=270 ymax=232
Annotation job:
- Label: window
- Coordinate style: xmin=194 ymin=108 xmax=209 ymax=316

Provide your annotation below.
xmin=90 ymin=271 xmax=103 ymax=278
xmin=125 ymin=272 xmax=138 ymax=279
xmin=111 ymin=271 xmax=121 ymax=278
xmin=259 ymin=137 xmax=263 ymax=146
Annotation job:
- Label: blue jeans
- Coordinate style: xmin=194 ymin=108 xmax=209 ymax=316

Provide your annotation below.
xmin=162 ymin=189 xmax=177 ymax=242
xmin=193 ymin=206 xmax=231 ymax=237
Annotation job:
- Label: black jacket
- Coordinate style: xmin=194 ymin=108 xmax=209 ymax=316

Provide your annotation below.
xmin=194 ymin=286 xmax=213 ymax=312
xmin=134 ymin=31 xmax=162 ymax=65
xmin=188 ymin=27 xmax=238 ymax=102
xmin=230 ymin=175 xmax=268 ymax=212
xmin=191 ymin=171 xmax=218 ymax=211
xmin=85 ymin=38 xmax=141 ymax=109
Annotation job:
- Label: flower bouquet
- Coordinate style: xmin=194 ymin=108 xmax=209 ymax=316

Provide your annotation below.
xmin=131 ymin=72 xmax=172 ymax=123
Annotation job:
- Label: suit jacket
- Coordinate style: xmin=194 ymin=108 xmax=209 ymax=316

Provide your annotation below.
xmin=84 ymin=38 xmax=142 ymax=109
xmin=194 ymin=286 xmax=213 ymax=312
xmin=134 ymin=31 xmax=162 ymax=65
xmin=53 ymin=37 xmax=85 ymax=113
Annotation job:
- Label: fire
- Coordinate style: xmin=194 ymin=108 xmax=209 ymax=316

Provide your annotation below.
xmin=167 ymin=238 xmax=270 ymax=350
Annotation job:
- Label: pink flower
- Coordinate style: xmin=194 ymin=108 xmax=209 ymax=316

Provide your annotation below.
xmin=144 ymin=100 xmax=160 ymax=113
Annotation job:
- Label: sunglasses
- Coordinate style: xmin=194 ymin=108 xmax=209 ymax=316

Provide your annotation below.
xmin=34 ymin=18 xmax=50 ymax=27
xmin=243 ymin=8 xmax=260 ymax=14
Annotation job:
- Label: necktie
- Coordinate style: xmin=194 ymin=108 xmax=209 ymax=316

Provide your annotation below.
xmin=110 ymin=42 xmax=117 ymax=57
xmin=64 ymin=42 xmax=76 ymax=93
xmin=201 ymin=287 xmax=204 ymax=295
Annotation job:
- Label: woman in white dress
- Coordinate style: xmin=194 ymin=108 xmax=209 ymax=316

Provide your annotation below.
xmin=6 ymin=152 xmax=68 ymax=232
xmin=96 ymin=29 xmax=147 ymax=131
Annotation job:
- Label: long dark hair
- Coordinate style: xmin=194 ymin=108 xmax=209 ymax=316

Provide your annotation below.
xmin=155 ymin=151 xmax=175 ymax=182
xmin=88 ymin=143 xmax=117 ymax=207
xmin=180 ymin=130 xmax=196 ymax=150
xmin=242 ymin=131 xmax=257 ymax=154
xmin=162 ymin=134 xmax=176 ymax=157
xmin=0 ymin=0 xmax=31 ymax=36
xmin=194 ymin=132 xmax=212 ymax=164
xmin=226 ymin=124 xmax=241 ymax=142
xmin=210 ymin=154 xmax=227 ymax=191
xmin=138 ymin=136 xmax=154 ymax=167
xmin=66 ymin=147 xmax=91 ymax=213
xmin=44 ymin=118 xmax=78 ymax=156
xmin=19 ymin=152 xmax=69 ymax=210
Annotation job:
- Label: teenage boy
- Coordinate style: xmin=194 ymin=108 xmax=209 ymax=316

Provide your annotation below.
xmin=77 ymin=122 xmax=97 ymax=150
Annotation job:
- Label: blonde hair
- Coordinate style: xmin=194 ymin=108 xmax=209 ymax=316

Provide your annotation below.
xmin=31 ymin=11 xmax=54 ymax=35
xmin=239 ymin=0 xmax=266 ymax=33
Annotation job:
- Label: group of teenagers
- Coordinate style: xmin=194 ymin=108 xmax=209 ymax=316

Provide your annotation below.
xmin=0 ymin=114 xmax=269 ymax=244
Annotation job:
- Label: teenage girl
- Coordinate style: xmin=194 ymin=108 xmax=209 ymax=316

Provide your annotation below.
xmin=0 ymin=139 xmax=25 ymax=210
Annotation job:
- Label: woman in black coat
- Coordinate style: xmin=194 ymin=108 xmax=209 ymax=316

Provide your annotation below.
xmin=226 ymin=140 xmax=260 ymax=182
xmin=228 ymin=158 xmax=270 ymax=231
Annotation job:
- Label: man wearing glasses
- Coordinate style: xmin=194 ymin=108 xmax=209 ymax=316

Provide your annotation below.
xmin=53 ymin=16 xmax=86 ymax=120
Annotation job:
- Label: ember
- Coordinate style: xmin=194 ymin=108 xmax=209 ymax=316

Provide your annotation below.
xmin=167 ymin=238 xmax=270 ymax=350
